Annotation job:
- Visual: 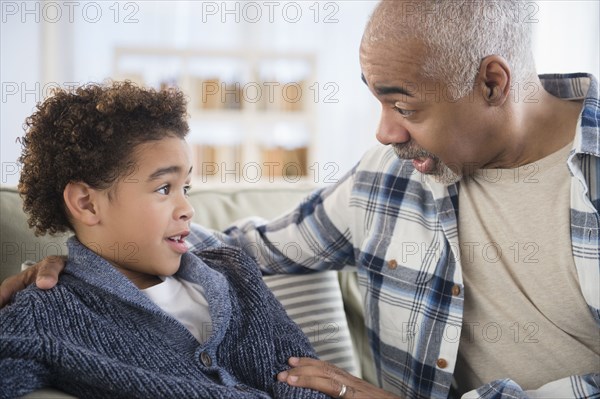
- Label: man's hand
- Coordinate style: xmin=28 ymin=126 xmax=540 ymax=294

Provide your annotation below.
xmin=277 ymin=357 xmax=402 ymax=399
xmin=0 ymin=255 xmax=66 ymax=307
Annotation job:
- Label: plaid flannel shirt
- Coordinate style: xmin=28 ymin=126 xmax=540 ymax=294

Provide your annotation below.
xmin=188 ymin=73 xmax=600 ymax=399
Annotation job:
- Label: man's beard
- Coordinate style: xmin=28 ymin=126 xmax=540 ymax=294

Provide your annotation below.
xmin=392 ymin=143 xmax=462 ymax=185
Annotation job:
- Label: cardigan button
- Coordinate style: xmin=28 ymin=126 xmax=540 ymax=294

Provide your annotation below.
xmin=200 ymin=352 xmax=212 ymax=367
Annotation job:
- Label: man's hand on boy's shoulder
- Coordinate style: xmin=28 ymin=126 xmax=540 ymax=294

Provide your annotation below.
xmin=0 ymin=255 xmax=66 ymax=307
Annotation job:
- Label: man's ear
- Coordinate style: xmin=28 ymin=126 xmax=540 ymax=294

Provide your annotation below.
xmin=478 ymin=55 xmax=511 ymax=106
xmin=63 ymin=182 xmax=101 ymax=226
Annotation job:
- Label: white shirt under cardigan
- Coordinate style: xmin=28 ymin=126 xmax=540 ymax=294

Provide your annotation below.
xmin=144 ymin=277 xmax=212 ymax=344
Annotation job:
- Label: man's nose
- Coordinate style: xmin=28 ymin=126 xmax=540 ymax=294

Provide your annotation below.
xmin=375 ymin=108 xmax=411 ymax=145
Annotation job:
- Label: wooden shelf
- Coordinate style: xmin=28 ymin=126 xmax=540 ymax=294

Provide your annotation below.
xmin=113 ymin=46 xmax=317 ymax=183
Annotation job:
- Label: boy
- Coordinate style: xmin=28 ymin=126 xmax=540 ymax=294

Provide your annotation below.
xmin=0 ymin=82 xmax=329 ymax=399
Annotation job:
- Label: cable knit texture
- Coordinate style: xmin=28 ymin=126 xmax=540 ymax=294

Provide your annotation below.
xmin=0 ymin=237 xmax=330 ymax=399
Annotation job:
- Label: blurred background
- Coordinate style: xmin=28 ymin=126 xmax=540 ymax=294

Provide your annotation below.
xmin=1 ymin=0 xmax=599 ymax=187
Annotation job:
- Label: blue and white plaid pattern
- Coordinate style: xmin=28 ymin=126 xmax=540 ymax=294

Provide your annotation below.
xmin=188 ymin=74 xmax=600 ymax=399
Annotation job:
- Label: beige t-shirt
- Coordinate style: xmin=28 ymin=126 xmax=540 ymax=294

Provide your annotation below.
xmin=455 ymin=142 xmax=600 ymax=393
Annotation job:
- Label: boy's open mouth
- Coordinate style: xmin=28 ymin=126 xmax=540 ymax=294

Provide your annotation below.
xmin=165 ymin=231 xmax=190 ymax=254
xmin=167 ymin=235 xmax=184 ymax=243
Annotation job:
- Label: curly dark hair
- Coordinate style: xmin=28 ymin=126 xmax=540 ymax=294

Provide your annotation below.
xmin=18 ymin=81 xmax=189 ymax=236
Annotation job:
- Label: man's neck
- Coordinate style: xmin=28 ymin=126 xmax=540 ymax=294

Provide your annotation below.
xmin=488 ymin=82 xmax=583 ymax=169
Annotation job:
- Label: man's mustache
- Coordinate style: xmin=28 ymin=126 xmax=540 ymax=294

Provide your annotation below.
xmin=392 ymin=143 xmax=437 ymax=161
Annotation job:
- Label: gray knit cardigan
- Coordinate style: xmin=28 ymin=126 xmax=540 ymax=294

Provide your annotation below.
xmin=0 ymin=237 xmax=331 ymax=399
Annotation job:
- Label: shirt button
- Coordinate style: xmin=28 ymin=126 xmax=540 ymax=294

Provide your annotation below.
xmin=387 ymin=259 xmax=398 ymax=269
xmin=200 ymin=352 xmax=212 ymax=367
xmin=451 ymin=284 xmax=461 ymax=296
xmin=436 ymin=358 xmax=448 ymax=369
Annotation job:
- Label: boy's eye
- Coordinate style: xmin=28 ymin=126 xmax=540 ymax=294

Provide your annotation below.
xmin=156 ymin=185 xmax=170 ymax=195
xmin=183 ymin=185 xmax=191 ymax=196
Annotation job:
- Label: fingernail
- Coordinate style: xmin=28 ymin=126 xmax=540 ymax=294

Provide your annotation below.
xmin=289 ymin=376 xmax=298 ymax=383
xmin=277 ymin=371 xmax=288 ymax=381
xmin=35 ymin=277 xmax=56 ymax=290
xmin=289 ymin=357 xmax=299 ymax=365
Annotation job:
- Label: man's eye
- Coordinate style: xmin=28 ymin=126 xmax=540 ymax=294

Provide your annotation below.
xmin=157 ymin=185 xmax=170 ymax=195
xmin=393 ymin=103 xmax=415 ymax=117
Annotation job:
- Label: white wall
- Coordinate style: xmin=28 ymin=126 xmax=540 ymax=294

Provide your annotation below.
xmin=1 ymin=0 xmax=598 ymax=186
xmin=533 ymin=0 xmax=600 ymax=76
xmin=1 ymin=2 xmax=41 ymax=185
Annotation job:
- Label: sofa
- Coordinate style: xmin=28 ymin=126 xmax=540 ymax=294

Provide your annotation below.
xmin=0 ymin=185 xmax=374 ymax=398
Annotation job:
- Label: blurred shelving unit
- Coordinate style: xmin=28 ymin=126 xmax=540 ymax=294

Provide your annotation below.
xmin=113 ymin=47 xmax=317 ymax=186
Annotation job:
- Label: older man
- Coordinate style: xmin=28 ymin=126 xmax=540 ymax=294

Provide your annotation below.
xmin=3 ymin=1 xmax=599 ymax=398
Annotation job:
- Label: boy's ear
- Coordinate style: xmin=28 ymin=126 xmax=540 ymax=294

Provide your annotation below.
xmin=63 ymin=182 xmax=102 ymax=226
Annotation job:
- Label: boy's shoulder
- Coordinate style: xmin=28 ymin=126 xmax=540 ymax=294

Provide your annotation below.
xmin=191 ymin=244 xmax=262 ymax=279
xmin=6 ymin=279 xmax=68 ymax=302
xmin=0 ymin=281 xmax=75 ymax=333
xmin=0 ymin=272 xmax=137 ymax=340
xmin=180 ymin=245 xmax=270 ymax=301
xmin=1 ymin=265 xmax=112 ymax=320
xmin=3 ymin=274 xmax=82 ymax=307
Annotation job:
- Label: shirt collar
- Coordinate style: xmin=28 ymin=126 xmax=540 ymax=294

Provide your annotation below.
xmin=539 ymin=73 xmax=599 ymax=157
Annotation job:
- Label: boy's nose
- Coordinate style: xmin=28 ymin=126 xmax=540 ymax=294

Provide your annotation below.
xmin=177 ymin=196 xmax=195 ymax=221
